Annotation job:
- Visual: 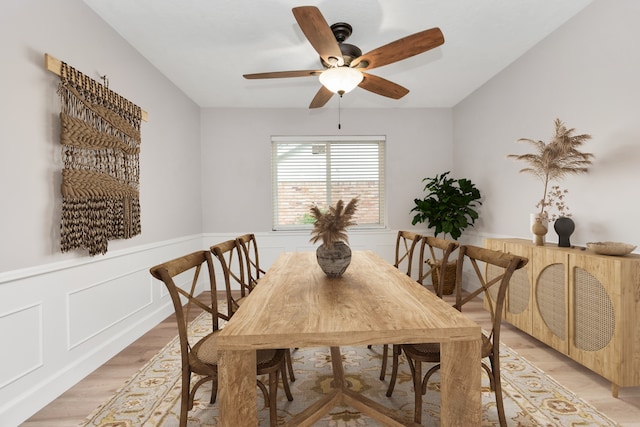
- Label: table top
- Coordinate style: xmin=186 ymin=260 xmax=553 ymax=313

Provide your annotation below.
xmin=216 ymin=250 xmax=480 ymax=350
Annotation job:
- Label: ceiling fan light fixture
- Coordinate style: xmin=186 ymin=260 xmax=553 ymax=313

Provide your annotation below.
xmin=319 ymin=66 xmax=363 ymax=95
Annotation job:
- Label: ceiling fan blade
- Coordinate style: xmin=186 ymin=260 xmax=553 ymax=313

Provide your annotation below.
xmin=359 ymin=73 xmax=409 ymax=99
xmin=292 ymin=6 xmax=344 ymax=66
xmin=243 ymin=70 xmax=322 ymax=79
xmin=309 ymin=86 xmax=334 ymax=109
xmin=351 ymin=27 xmax=444 ymax=70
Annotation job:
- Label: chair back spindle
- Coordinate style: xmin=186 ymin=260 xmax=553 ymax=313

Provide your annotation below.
xmin=236 ymin=233 xmax=266 ymax=290
xmin=394 ymin=230 xmax=423 ymax=278
xmin=417 ymin=236 xmax=459 ymax=296
xmin=210 ymin=239 xmax=251 ymax=321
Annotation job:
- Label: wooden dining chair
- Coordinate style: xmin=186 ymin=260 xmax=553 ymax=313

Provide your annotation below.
xmin=375 ymin=230 xmax=424 ymax=380
xmin=417 ymin=235 xmax=459 ymax=296
xmin=382 ymin=235 xmax=459 ymax=382
xmin=210 ymin=239 xmax=250 ymax=321
xmin=386 ymin=244 xmax=528 ymax=425
xmin=394 ymin=230 xmax=423 ymax=276
xmin=235 ymin=233 xmax=296 ymax=382
xmin=236 ymin=233 xmax=266 ymax=290
xmin=150 ymin=250 xmax=292 ymax=427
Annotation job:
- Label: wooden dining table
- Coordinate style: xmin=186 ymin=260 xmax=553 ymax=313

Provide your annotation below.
xmin=215 ymin=250 xmax=481 ymax=426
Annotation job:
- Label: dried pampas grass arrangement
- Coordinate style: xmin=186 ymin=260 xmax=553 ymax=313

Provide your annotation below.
xmin=309 ymin=197 xmax=359 ymax=248
xmin=508 ymin=118 xmax=594 ymax=219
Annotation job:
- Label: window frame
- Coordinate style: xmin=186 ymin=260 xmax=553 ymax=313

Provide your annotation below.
xmin=271 ymin=135 xmax=386 ymax=231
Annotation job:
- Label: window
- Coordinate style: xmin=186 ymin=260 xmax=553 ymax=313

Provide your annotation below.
xmin=272 ymin=136 xmax=385 ymax=230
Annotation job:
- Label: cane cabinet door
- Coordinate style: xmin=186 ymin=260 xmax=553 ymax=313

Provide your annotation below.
xmin=531 ymin=245 xmax=569 ymax=353
xmin=484 ymin=238 xmax=640 ymax=395
xmin=568 ymin=252 xmax=640 ymax=387
xmin=484 ymin=239 xmax=534 ymax=335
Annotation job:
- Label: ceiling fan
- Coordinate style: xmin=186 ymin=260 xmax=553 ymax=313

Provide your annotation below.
xmin=243 ymin=6 xmax=445 ymax=109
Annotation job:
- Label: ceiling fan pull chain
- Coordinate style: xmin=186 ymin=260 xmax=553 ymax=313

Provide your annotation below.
xmin=338 ymin=95 xmax=341 ymax=130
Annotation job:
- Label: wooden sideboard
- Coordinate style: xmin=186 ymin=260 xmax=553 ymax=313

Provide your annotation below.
xmin=485 ymin=238 xmax=640 ymax=397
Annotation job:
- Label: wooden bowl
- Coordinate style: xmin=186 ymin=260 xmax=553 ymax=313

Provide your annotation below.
xmin=586 ymin=241 xmax=636 ymax=256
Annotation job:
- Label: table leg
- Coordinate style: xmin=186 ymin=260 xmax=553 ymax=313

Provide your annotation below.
xmin=440 ymin=339 xmax=481 ymax=426
xmin=218 ymin=349 xmax=257 ymax=427
xmin=329 ymin=346 xmax=345 ymax=389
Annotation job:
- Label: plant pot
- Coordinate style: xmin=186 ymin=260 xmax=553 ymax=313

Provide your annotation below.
xmin=316 ymin=242 xmax=351 ymax=278
xmin=428 ymin=259 xmax=457 ymax=295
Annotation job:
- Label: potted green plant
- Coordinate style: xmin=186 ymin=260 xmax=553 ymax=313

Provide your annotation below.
xmin=411 ymin=171 xmax=482 ymax=240
xmin=411 ymin=171 xmax=482 ymax=293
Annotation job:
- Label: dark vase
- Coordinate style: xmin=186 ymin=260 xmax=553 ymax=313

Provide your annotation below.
xmin=554 ymin=217 xmax=575 ymax=248
xmin=316 ymin=242 xmax=351 ymax=277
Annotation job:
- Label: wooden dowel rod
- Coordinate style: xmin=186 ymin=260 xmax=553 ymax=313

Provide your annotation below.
xmin=44 ymin=53 xmax=148 ymax=122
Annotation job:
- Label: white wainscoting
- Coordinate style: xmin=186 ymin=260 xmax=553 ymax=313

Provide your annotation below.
xmin=0 ymin=229 xmax=490 ymax=426
xmin=0 ymin=303 xmax=43 ymax=390
xmin=203 ymin=229 xmax=401 ymax=272
xmin=0 ymin=235 xmax=204 ymax=426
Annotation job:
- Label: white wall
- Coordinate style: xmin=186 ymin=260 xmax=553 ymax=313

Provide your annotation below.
xmin=200 ymin=107 xmax=453 ymax=233
xmin=1 ymin=0 xmax=203 ymax=272
xmin=0 ymin=1 xmax=204 ymax=425
xmin=454 ymin=0 xmax=640 ymax=247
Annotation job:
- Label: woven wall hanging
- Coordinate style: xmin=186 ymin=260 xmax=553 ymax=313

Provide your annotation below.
xmin=53 ymin=57 xmax=143 ymax=255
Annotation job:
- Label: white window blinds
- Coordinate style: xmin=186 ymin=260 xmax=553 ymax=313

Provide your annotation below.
xmin=271 ymin=136 xmax=386 ymax=230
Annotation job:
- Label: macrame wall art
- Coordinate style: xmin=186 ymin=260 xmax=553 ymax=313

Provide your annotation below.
xmin=47 ymin=54 xmax=146 ymax=256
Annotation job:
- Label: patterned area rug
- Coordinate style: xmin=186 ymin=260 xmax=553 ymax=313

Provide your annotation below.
xmin=81 ymin=312 xmax=619 ymax=426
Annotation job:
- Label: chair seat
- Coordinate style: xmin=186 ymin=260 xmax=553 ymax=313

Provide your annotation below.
xmin=256 ymin=349 xmax=285 ymax=370
xmin=403 ymin=333 xmax=492 ymax=361
xmin=191 ymin=331 xmax=219 ymax=373
xmin=402 ymin=342 xmax=440 ymax=362
xmin=193 ymin=332 xmax=284 ymax=374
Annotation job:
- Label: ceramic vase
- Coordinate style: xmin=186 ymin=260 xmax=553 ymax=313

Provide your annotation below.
xmin=554 ymin=216 xmax=575 ymax=247
xmin=530 ymin=213 xmax=549 ymax=246
xmin=316 ymin=241 xmax=351 ymax=277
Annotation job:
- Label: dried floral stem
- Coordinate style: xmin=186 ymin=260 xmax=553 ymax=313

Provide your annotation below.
xmin=508 ymin=118 xmax=593 ymax=219
xmin=309 ymin=197 xmax=359 ymax=248
xmin=537 ymin=185 xmax=571 ymax=221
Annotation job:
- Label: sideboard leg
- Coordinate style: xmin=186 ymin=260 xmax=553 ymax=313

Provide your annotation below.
xmin=611 ymin=382 xmax=619 ymax=398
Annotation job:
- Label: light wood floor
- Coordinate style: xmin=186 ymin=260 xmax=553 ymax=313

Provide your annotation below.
xmin=22 ymin=292 xmax=640 ymax=426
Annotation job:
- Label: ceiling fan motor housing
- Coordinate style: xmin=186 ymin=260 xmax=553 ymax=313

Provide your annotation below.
xmin=321 ymin=22 xmax=363 ymax=68
xmin=331 ymin=22 xmax=352 ymax=42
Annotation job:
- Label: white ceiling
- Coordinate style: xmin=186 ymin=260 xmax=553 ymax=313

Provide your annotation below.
xmin=83 ymin=0 xmax=593 ymax=109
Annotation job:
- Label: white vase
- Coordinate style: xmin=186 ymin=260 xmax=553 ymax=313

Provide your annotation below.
xmin=530 ymin=213 xmax=549 ymax=245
